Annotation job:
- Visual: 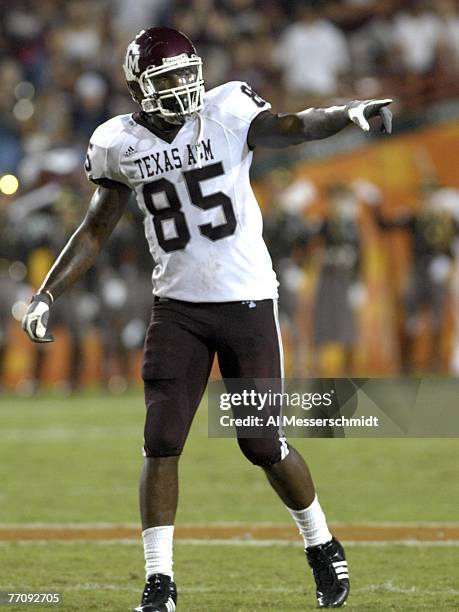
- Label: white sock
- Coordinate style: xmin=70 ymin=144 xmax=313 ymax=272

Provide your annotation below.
xmin=142 ymin=525 xmax=174 ymax=580
xmin=287 ymin=495 xmax=332 ymax=548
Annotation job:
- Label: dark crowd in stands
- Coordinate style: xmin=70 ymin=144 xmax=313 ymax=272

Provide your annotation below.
xmin=2 ymin=0 xmax=459 ymax=173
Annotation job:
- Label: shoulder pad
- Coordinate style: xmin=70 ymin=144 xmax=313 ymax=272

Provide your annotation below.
xmin=204 ymin=81 xmax=271 ymax=125
xmin=85 ymin=115 xmax=133 ymax=186
xmin=89 ymin=115 xmax=133 ymax=149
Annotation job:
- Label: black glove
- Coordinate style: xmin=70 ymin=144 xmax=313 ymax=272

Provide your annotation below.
xmin=22 ymin=293 xmax=55 ymax=343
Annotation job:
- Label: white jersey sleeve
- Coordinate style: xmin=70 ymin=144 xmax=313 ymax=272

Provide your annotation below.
xmin=84 ymin=115 xmax=132 ymax=187
xmin=205 ymin=81 xmax=271 ymax=147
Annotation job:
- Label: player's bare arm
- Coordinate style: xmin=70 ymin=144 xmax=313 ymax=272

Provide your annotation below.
xmin=248 ymin=99 xmax=393 ymax=149
xmin=22 ymin=183 xmax=130 ymax=343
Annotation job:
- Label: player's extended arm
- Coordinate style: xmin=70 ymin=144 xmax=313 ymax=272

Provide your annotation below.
xmin=22 ymin=183 xmax=131 ymax=343
xmin=247 ymin=99 xmax=393 ymax=149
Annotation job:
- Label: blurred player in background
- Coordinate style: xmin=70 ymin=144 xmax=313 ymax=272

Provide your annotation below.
xmin=310 ymin=183 xmax=365 ymax=376
xmin=10 ymin=152 xmax=97 ymax=393
xmin=22 ymin=27 xmax=392 ymax=610
xmin=0 ymin=261 xmax=20 ymax=390
xmin=96 ymin=211 xmax=153 ymax=391
xmin=263 ymin=171 xmax=314 ymax=375
xmin=373 ymin=179 xmax=459 ymax=373
xmin=0 ymin=198 xmax=21 ymax=390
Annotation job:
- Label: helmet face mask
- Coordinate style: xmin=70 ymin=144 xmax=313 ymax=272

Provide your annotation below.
xmin=140 ymin=55 xmax=204 ymax=120
xmin=123 ymin=28 xmax=204 ymax=124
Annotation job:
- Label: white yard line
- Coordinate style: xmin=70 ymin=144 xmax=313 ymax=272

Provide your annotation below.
xmin=1 ymin=539 xmax=459 ymax=547
xmin=1 ymin=521 xmax=458 ymax=529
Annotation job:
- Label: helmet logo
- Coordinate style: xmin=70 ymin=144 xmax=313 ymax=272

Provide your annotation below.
xmin=127 ymin=51 xmax=139 ymax=75
xmin=124 ymin=40 xmax=141 ymax=79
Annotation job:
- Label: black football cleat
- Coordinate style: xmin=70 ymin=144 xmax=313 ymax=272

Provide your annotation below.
xmin=306 ymin=537 xmax=350 ymax=608
xmin=133 ymin=573 xmax=177 ymax=612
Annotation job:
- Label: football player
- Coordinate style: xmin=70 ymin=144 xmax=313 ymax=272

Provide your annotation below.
xmin=22 ymin=27 xmax=393 ymax=610
xmin=372 ymin=180 xmax=459 ymax=373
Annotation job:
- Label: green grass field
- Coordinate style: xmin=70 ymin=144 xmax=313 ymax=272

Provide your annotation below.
xmin=1 ymin=542 xmax=458 ymax=611
xmin=0 ymin=391 xmax=458 ymax=611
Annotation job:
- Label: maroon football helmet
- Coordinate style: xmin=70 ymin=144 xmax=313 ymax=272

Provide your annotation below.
xmin=123 ymin=27 xmax=204 ymax=121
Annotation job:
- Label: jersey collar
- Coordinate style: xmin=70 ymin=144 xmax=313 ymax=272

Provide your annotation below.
xmin=132 ymin=111 xmax=188 ymax=144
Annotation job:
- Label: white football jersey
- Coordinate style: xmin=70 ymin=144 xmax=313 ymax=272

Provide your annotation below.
xmin=85 ymin=81 xmax=278 ymax=302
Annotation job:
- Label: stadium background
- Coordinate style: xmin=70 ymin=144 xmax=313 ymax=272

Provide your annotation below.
xmin=1 ymin=2 xmax=459 ymax=611
xmin=2 ymin=0 xmax=459 ymax=388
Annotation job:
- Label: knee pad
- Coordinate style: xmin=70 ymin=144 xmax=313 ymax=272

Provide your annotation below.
xmin=143 ymin=392 xmax=186 ymax=458
xmin=238 ymin=436 xmax=289 ymax=467
xmin=143 ymin=433 xmax=184 ymax=458
xmin=143 ymin=379 xmax=189 ymax=458
xmin=143 ymin=405 xmax=185 ymax=457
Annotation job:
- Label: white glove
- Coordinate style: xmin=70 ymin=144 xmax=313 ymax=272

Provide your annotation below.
xmin=347 ymin=99 xmax=393 ymax=134
xmin=22 ymin=293 xmax=55 ymax=343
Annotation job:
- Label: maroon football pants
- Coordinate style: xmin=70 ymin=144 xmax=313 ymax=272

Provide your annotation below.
xmin=142 ymin=297 xmax=288 ymax=466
